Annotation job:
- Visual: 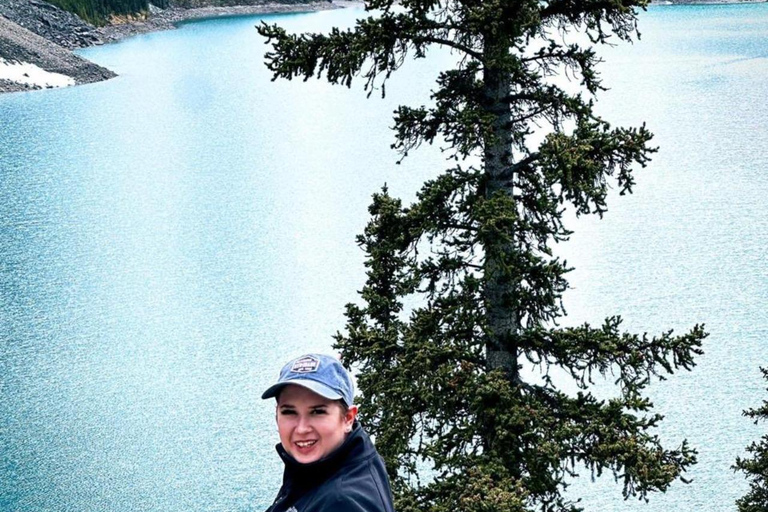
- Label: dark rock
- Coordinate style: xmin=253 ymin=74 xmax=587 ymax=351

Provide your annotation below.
xmin=0 ymin=78 xmax=39 ymax=93
xmin=0 ymin=0 xmax=104 ymax=49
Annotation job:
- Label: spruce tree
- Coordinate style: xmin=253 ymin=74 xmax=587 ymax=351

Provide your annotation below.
xmin=258 ymin=0 xmax=708 ymax=510
xmin=735 ymin=367 xmax=768 ymax=512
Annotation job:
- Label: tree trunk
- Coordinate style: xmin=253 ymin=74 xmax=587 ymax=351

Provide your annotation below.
xmin=482 ymin=35 xmax=519 ymax=383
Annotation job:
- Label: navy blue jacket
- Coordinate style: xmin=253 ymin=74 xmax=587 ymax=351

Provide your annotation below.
xmin=266 ymin=423 xmax=395 ymax=512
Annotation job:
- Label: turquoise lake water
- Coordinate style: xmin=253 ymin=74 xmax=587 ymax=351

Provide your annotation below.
xmin=1 ymin=3 xmax=767 ymax=511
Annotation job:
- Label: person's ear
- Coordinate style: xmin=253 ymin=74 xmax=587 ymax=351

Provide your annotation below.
xmin=344 ymin=405 xmax=359 ymax=432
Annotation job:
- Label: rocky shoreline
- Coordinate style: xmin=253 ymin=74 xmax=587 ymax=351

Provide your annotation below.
xmin=0 ymin=15 xmax=115 ymax=93
xmin=96 ymin=1 xmax=342 ymax=46
xmin=0 ymin=0 xmax=343 ymax=94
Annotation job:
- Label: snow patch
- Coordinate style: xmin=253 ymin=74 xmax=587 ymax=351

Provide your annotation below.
xmin=0 ymin=57 xmax=75 ymax=89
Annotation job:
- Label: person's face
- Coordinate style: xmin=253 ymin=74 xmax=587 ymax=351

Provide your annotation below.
xmin=276 ymin=384 xmax=357 ymax=464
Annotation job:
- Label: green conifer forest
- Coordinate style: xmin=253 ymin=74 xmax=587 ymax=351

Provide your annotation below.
xmin=47 ymin=0 xmax=169 ymax=24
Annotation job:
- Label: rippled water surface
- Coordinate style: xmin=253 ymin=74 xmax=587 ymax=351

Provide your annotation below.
xmin=1 ymin=3 xmax=767 ymax=511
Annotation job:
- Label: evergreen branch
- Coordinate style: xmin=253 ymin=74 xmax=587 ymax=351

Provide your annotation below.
xmin=733 ymin=368 xmax=768 ymax=512
xmin=539 ymin=0 xmax=646 ymax=45
xmin=537 ymin=118 xmax=656 ymax=216
xmin=413 ymin=35 xmax=484 ymax=61
xmin=495 ymin=153 xmax=542 ymax=182
xmin=520 ymin=318 xmax=707 ymax=393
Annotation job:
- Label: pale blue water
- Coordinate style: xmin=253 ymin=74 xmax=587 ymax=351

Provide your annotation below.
xmin=1 ymin=3 xmax=766 ymax=511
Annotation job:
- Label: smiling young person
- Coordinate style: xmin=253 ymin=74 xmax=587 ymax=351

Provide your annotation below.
xmin=262 ymin=354 xmax=395 ymax=512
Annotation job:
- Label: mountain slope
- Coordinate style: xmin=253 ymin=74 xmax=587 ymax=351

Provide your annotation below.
xmin=0 ymin=13 xmax=115 ymax=93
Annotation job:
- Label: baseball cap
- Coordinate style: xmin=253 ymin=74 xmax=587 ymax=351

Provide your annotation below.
xmin=261 ymin=354 xmax=355 ymax=406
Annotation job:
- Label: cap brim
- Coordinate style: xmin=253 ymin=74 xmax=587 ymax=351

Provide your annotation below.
xmin=261 ymin=379 xmax=344 ymax=402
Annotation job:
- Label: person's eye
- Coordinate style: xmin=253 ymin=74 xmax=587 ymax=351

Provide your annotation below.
xmin=280 ymin=409 xmax=297 ymax=416
xmin=311 ymin=409 xmax=327 ymax=415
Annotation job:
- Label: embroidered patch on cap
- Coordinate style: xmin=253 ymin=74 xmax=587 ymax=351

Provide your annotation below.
xmin=291 ymin=355 xmax=320 ymax=373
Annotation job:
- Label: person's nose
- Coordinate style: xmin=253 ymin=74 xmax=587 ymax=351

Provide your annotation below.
xmin=296 ymin=415 xmax=312 ymax=434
